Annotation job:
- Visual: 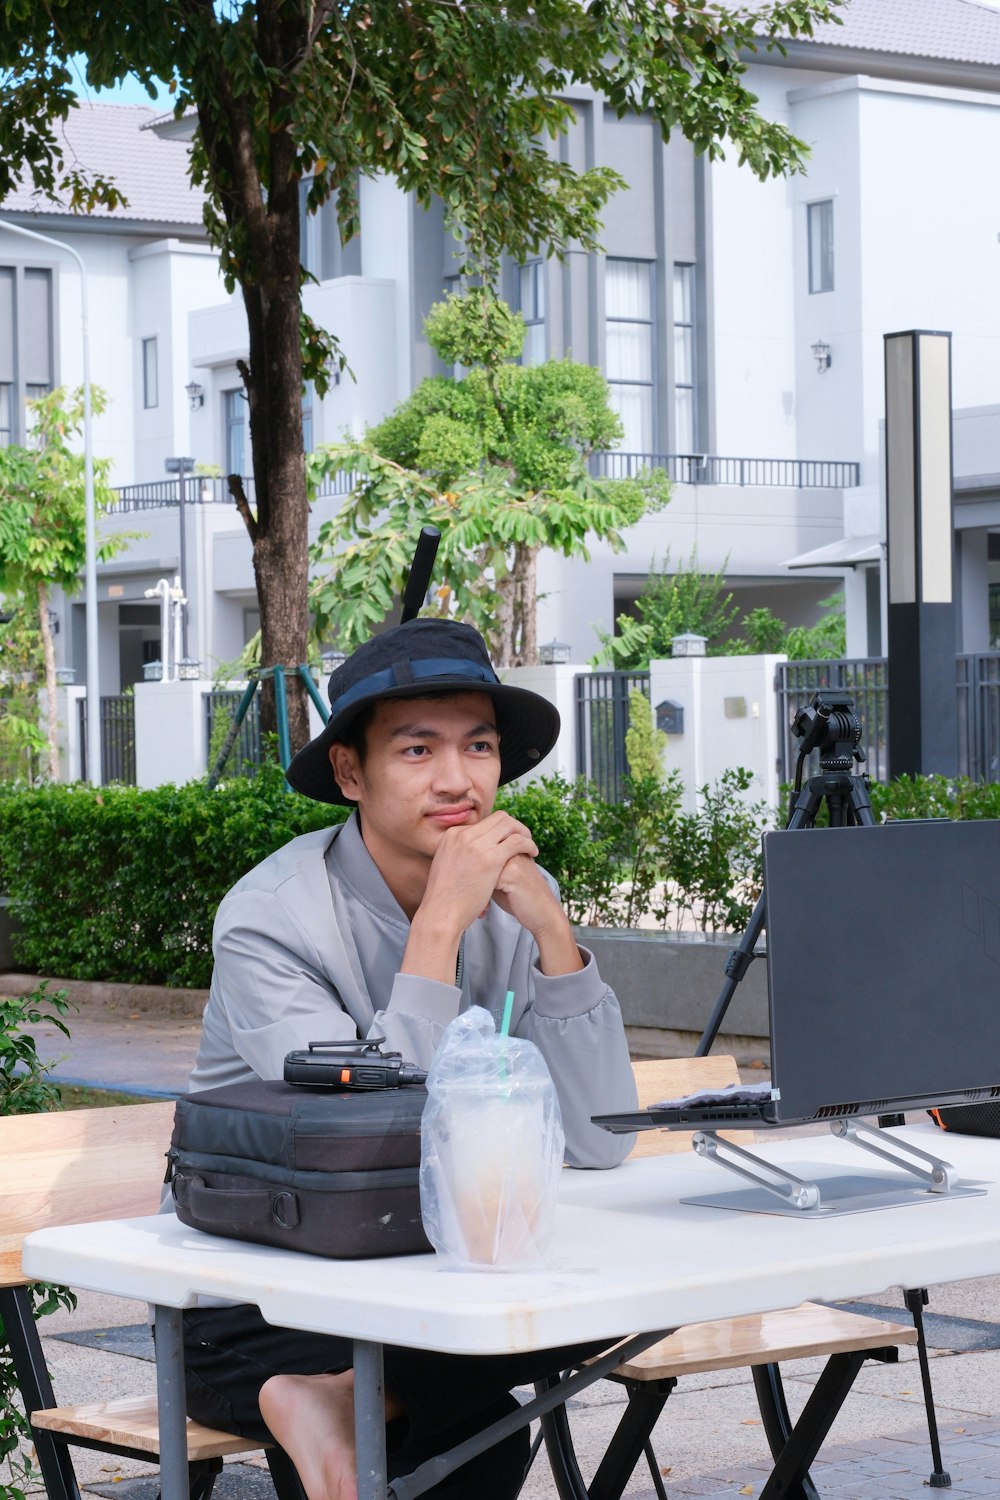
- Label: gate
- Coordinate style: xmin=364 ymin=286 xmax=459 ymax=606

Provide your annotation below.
xmin=78 ymin=696 xmax=136 ymax=785
xmin=205 ymin=689 xmax=263 ymax=777
xmin=957 ymin=654 xmax=1000 ymax=784
xmin=775 ymin=660 xmax=889 ymax=785
xmin=575 ymin=671 xmax=650 ymax=803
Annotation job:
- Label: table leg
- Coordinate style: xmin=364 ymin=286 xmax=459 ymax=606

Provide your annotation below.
xmin=354 ymin=1338 xmax=388 ymax=1500
xmin=154 ymin=1306 xmax=190 ymax=1500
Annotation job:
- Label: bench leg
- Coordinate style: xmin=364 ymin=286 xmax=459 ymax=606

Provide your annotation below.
xmin=0 ymin=1284 xmax=83 ymax=1500
xmin=752 ymin=1362 xmax=821 ymax=1500
xmin=535 ymin=1374 xmax=591 ymax=1500
xmin=534 ymin=1372 xmax=675 ymax=1500
xmin=587 ymin=1380 xmax=674 ymax=1500
xmin=757 ymin=1351 xmax=866 ymax=1499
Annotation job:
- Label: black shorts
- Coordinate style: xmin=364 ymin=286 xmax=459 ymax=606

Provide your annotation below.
xmin=183 ymin=1304 xmax=607 ymax=1500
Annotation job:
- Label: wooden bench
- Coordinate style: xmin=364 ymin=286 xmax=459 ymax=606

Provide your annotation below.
xmin=537 ymin=1056 xmax=928 ymax=1500
xmin=0 ymin=1100 xmax=304 ymax=1500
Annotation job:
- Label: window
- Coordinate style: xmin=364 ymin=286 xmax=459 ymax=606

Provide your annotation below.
xmin=302 ymin=381 xmax=315 ymax=454
xmin=673 ymin=264 xmax=696 ymax=454
xmin=142 ymin=337 xmax=159 ymax=409
xmin=519 ymin=262 xmax=546 ymax=366
xmin=224 ymin=389 xmax=246 ymax=476
xmin=605 ymin=259 xmax=654 ymax=454
xmin=299 ymin=177 xmax=321 ymax=280
xmin=808 ymin=200 xmax=834 ymax=294
xmin=0 ymin=264 xmax=53 ymax=445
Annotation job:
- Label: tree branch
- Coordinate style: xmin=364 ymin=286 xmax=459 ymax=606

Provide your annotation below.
xmin=228 ymin=473 xmax=258 ymax=544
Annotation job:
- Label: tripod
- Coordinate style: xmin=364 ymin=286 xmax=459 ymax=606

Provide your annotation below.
xmin=692 ymin=694 xmax=950 ymax=1491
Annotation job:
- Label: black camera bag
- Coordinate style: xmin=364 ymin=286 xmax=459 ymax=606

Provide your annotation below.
xmin=168 ymin=1078 xmax=430 ymax=1259
xmin=929 ymin=1103 xmax=1000 ymax=1139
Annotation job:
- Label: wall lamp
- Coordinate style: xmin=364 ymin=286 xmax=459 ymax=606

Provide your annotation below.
xmin=811 ymin=339 xmax=832 ymax=373
xmin=185 ymin=380 xmax=205 ymax=410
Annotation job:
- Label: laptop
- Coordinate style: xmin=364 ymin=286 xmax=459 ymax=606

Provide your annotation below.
xmin=594 ymin=817 xmax=1000 ymax=1136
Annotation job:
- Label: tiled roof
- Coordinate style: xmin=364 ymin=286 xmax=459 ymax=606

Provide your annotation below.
xmin=1 ymin=102 xmax=205 ymax=227
xmin=784 ymin=0 xmax=1000 ymax=70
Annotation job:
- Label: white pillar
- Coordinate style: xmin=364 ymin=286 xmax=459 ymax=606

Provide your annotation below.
xmin=648 ymin=655 xmax=786 ymax=814
xmin=134 ymin=680 xmax=207 ymax=788
xmin=499 ymin=663 xmax=590 ymax=784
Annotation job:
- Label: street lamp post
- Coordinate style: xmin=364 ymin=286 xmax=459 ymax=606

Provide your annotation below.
xmin=0 ymin=217 xmax=101 ymax=784
xmin=164 ymin=456 xmax=195 ymax=659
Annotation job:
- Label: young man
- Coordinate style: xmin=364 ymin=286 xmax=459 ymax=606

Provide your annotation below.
xmin=182 ymin=617 xmax=637 ymax=1500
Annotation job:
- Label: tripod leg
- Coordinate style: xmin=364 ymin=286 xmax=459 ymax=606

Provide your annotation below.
xmin=695 ymin=891 xmax=767 ymax=1056
xmin=903 ymin=1288 xmax=951 ymax=1488
xmin=206 ymin=678 xmax=260 ymax=789
xmin=273 ymin=664 xmax=292 ymax=772
xmin=696 ymin=779 xmax=827 ymax=1056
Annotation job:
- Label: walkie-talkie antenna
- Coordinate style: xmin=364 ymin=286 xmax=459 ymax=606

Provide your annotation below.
xmin=400 ymin=526 xmax=441 ymax=623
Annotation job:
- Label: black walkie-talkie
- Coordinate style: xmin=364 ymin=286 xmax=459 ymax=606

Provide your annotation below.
xmin=283 ymin=1038 xmax=427 ymax=1091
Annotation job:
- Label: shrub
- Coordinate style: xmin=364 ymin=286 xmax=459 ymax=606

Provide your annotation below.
xmin=0 ymin=761 xmax=346 ymax=989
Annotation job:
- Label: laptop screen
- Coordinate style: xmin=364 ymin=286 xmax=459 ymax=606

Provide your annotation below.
xmin=763 ymin=818 xmax=1000 ymax=1121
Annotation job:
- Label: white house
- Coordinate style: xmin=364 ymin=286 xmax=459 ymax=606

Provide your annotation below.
xmin=3 ymin=0 xmax=1000 ymax=699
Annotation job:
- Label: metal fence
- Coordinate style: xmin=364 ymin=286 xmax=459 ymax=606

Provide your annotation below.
xmin=110 ymin=469 xmax=359 ymax=514
xmin=575 ymin=671 xmax=650 ymax=803
xmin=957 ymin=654 xmax=1000 ymax=784
xmin=205 ymin=689 xmax=263 ymax=778
xmin=592 ymin=452 xmax=861 ymax=489
xmin=78 ymin=696 xmax=136 ymax=785
xmin=776 ymin=654 xmax=1000 ymax=788
xmin=775 ymin=659 xmax=889 ymax=786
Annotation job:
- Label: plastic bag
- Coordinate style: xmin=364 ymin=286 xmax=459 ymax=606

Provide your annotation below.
xmin=419 ymin=1008 xmax=565 ymax=1270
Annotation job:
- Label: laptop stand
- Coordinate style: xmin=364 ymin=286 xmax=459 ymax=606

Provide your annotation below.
xmin=683 ymin=1120 xmax=986 ymax=1217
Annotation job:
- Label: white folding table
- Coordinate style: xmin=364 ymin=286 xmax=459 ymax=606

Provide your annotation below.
xmin=22 ymin=1123 xmax=1000 ymax=1500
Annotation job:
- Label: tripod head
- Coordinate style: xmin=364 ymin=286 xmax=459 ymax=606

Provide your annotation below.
xmin=790 ymin=692 xmax=865 ymax=775
xmin=787 ymin=691 xmax=873 ymax=828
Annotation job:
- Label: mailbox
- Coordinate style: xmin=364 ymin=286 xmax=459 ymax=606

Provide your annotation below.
xmin=656 ymin=699 xmax=684 ymax=735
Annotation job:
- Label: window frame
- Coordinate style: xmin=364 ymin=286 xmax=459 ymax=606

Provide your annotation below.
xmin=142 ymin=337 xmax=159 ymax=410
xmin=0 ymin=263 xmax=54 ymax=446
xmin=807 ymin=199 xmax=835 ymax=295
xmin=519 ymin=260 xmax=546 ymax=366
xmin=223 ymin=388 xmax=247 ymax=477
xmin=604 ymin=257 xmax=656 ymax=455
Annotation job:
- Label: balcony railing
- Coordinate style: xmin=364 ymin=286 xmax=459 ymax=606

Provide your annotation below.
xmin=112 ymin=451 xmax=860 ymax=511
xmin=592 ymin=452 xmax=861 ymax=488
xmin=109 ymin=470 xmax=358 ymax=513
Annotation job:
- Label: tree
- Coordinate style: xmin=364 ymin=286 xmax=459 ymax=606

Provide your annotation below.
xmin=598 ymin=550 xmax=742 ymax=668
xmin=0 ymin=389 xmax=123 ymax=780
xmin=723 ymin=591 xmax=847 ymax=658
xmin=308 ymin=290 xmax=669 ymax=665
xmin=0 ymin=0 xmax=841 ymax=749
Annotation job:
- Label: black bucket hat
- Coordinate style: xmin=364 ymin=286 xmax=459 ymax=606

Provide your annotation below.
xmin=286 ymin=618 xmax=561 ymax=805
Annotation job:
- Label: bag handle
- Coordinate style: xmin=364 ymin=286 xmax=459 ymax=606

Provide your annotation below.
xmin=172 ymin=1172 xmax=301 ymax=1229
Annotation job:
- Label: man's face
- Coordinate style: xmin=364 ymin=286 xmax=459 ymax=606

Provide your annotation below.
xmin=328 ymin=691 xmax=502 ymax=865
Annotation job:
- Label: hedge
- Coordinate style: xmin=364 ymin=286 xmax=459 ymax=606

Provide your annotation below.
xmin=0 ymin=767 xmax=990 ymax=991
xmin=0 ymin=761 xmax=346 ymax=988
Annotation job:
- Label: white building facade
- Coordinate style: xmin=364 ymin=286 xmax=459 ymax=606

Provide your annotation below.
xmin=2 ymin=0 xmax=1000 ymax=701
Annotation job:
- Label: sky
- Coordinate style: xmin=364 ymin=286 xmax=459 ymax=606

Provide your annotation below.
xmin=70 ymin=56 xmax=175 ymax=111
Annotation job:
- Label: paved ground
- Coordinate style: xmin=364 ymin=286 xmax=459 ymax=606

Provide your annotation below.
xmin=10 ymin=977 xmax=1000 ymax=1498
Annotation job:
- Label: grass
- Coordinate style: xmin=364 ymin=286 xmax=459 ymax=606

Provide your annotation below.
xmin=55 ymin=1083 xmax=162 ymax=1109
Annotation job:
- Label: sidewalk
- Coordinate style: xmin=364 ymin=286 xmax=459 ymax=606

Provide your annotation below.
xmin=12 ymin=977 xmax=1000 ymax=1498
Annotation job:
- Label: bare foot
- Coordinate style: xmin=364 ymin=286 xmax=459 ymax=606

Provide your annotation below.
xmin=260 ymin=1370 xmax=360 ymax=1500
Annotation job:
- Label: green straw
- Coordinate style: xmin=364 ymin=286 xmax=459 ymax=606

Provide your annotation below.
xmin=499 ymin=990 xmax=515 ymax=1087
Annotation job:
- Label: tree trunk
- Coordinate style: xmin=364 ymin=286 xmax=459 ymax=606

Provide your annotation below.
xmin=241 ymin=270 xmax=311 ymax=752
xmin=509 ymin=541 xmax=540 ymax=667
xmin=38 ymin=581 xmax=59 ymax=781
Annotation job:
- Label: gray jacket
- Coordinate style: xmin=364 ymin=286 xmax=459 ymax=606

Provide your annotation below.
xmin=189 ymin=814 xmax=636 ymax=1168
